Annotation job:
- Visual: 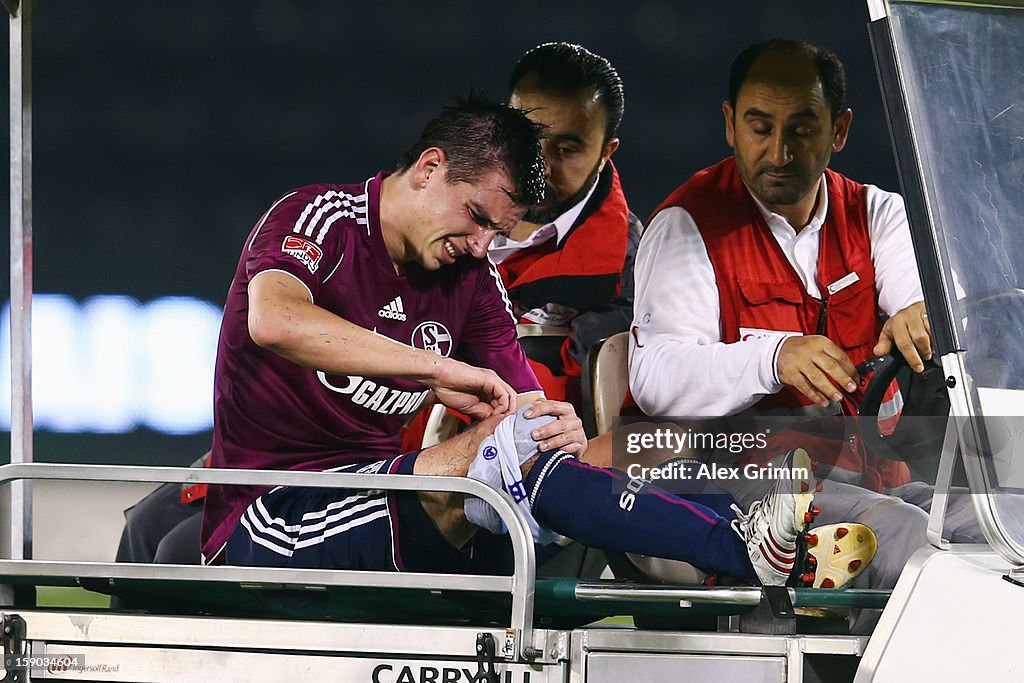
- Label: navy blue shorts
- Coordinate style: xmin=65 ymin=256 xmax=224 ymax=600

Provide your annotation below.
xmin=224 ymin=452 xmax=521 ymax=574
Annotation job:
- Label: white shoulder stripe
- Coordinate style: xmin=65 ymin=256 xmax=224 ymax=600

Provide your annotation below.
xmin=292 ymin=190 xmax=339 ymax=236
xmin=249 ymin=191 xmax=298 ymax=251
xmin=305 ymin=200 xmax=350 ymax=239
xmin=317 ymin=207 xmax=349 ymax=244
xmin=293 ymin=190 xmax=368 ymax=245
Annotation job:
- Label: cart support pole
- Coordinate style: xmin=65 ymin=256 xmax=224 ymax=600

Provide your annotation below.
xmin=3 ymin=0 xmax=33 ymax=564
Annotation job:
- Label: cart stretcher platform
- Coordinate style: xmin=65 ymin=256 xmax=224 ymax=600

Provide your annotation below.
xmin=0 ymin=463 xmax=883 ymax=682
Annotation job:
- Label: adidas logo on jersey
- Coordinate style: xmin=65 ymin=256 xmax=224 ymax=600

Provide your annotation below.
xmin=378 ymin=296 xmax=407 ymax=321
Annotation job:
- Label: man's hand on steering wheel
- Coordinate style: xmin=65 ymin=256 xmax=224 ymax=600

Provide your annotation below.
xmin=777 ymin=335 xmax=860 ymax=408
xmin=873 ymin=301 xmax=932 ymax=373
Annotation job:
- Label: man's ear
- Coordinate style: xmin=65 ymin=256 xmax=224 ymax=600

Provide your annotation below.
xmin=597 ymin=137 xmax=620 ymax=172
xmin=723 ymin=101 xmax=737 ymax=149
xmin=413 ymin=147 xmax=446 ymax=187
xmin=832 ymin=108 xmax=853 ymax=153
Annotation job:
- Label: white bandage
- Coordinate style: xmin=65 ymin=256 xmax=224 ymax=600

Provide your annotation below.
xmin=464 ymin=407 xmax=564 ymax=545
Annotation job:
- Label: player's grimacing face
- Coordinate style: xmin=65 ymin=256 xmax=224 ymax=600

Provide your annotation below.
xmin=413 ymin=167 xmax=524 ymax=271
xmin=510 ymin=82 xmax=616 ymax=224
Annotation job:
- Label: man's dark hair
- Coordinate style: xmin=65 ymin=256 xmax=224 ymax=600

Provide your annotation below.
xmin=728 ymin=39 xmax=847 ymax=120
xmin=397 ymin=93 xmax=547 ymax=206
xmin=508 ymin=42 xmax=624 ymax=143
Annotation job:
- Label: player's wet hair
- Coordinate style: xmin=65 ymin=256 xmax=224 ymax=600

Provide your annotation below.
xmin=728 ymin=39 xmax=847 ymax=121
xmin=508 ymin=42 xmax=624 ymax=143
xmin=397 ymin=92 xmax=547 ymax=207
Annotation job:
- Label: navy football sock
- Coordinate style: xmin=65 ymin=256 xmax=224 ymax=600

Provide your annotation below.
xmin=647 ymin=458 xmax=739 ymax=522
xmin=524 ymin=450 xmax=755 ymax=581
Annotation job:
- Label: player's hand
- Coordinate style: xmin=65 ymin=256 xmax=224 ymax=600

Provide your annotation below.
xmin=777 ymin=335 xmax=859 ymax=408
xmin=426 ymin=358 xmax=516 ymax=420
xmin=873 ymin=301 xmax=932 ymax=372
xmin=522 ymin=399 xmax=588 ymax=456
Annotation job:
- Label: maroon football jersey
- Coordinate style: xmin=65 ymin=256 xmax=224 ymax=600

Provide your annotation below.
xmin=201 ymin=172 xmax=540 ymax=560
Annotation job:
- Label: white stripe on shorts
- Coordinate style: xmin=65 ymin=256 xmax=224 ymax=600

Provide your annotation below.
xmin=240 ymin=489 xmax=389 ymax=556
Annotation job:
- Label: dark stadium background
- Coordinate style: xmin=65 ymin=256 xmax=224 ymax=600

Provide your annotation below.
xmin=0 ymin=1 xmax=899 ymax=464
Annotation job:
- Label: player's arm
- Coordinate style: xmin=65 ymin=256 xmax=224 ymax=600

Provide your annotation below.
xmin=248 ymin=270 xmax=515 ymax=418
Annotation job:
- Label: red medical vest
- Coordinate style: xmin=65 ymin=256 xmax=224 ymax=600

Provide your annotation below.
xmin=655 ymin=158 xmax=910 ymax=491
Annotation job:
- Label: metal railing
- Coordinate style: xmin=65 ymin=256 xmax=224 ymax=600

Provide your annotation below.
xmin=0 ymin=462 xmax=541 ymax=659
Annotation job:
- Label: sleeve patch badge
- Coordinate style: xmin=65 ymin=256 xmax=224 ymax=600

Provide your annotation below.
xmin=282 ymin=236 xmax=323 ymax=273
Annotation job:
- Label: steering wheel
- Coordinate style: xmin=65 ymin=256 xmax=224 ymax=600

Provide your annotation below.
xmin=856 ymin=353 xmax=950 ymax=462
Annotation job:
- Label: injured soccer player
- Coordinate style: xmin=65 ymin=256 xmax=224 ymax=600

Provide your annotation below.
xmin=207 ymin=94 xmax=874 ymax=589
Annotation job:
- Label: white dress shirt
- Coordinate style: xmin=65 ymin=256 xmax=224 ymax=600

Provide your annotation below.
xmin=629 ymin=174 xmax=923 ymax=418
xmin=489 ymin=178 xmax=598 ymax=261
xmin=488 ymin=179 xmax=599 ymax=326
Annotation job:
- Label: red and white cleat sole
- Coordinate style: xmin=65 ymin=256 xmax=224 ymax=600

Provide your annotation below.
xmin=803 ymin=523 xmax=878 ymax=589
